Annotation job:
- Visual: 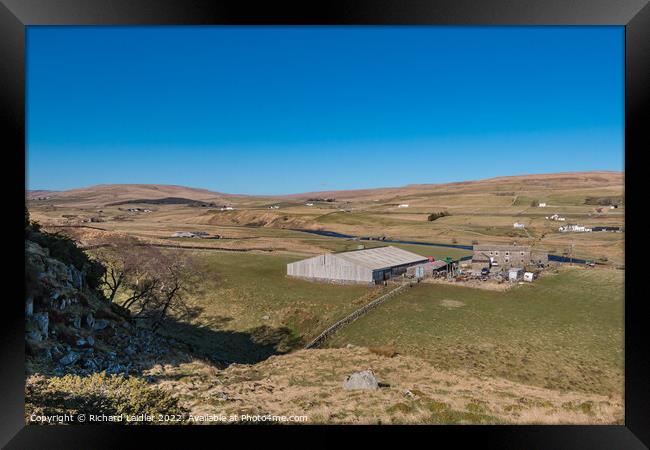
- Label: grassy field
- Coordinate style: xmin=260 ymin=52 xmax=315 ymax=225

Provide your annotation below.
xmin=155 ymin=249 xmax=383 ymax=363
xmin=295 ymin=237 xmax=472 ymax=260
xmin=150 ymin=242 xmax=469 ymax=363
xmin=326 ymin=266 xmax=624 ymax=396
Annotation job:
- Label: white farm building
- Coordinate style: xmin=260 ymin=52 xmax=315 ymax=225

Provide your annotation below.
xmin=287 ymin=246 xmax=428 ymax=284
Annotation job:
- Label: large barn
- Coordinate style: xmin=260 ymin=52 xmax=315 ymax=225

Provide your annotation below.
xmin=287 ymin=246 xmax=429 ymax=284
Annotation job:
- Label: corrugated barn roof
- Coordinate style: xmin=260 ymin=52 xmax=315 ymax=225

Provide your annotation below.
xmin=333 ymin=246 xmax=427 ymax=270
xmin=430 ymin=260 xmax=449 ymax=270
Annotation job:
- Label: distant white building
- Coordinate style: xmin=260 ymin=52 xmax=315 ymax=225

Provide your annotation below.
xmin=268 ymin=205 xmax=280 ymax=209
xmin=398 ymin=204 xmax=409 ymax=208
xmin=508 ymin=268 xmax=524 ymax=281
xmin=513 ymin=222 xmax=526 ymax=229
xmin=172 ymin=231 xmax=209 ymax=238
xmin=559 ymin=224 xmax=592 ymax=233
xmin=548 ymin=214 xmax=566 ymax=221
xmin=305 ymin=203 xmax=314 ymax=206
xmin=220 ymin=206 xmax=235 ymax=211
xmin=538 ymin=202 xmax=547 ymax=207
xmin=172 ymin=231 xmax=197 ymax=238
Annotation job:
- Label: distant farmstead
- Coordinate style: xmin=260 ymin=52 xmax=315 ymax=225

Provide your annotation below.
xmin=287 ymin=246 xmax=428 ymax=284
xmin=471 ymin=245 xmax=548 ymax=270
xmin=171 ymin=231 xmax=209 ymax=238
xmin=559 ymin=224 xmax=592 ymax=233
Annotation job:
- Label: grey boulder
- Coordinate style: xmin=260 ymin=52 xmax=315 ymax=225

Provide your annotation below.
xmin=59 ymin=351 xmax=80 ymax=366
xmin=93 ymin=319 xmax=109 ymax=331
xmin=343 ymin=370 xmax=379 ymax=390
xmin=33 ymin=312 xmax=49 ymax=337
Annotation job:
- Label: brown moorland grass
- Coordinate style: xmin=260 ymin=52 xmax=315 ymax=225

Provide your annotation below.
xmin=147 ymin=346 xmax=623 ymax=425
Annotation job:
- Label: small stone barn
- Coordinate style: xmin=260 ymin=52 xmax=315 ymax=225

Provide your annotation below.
xmin=287 ymin=246 xmax=428 ymax=284
xmin=471 ymin=245 xmax=548 ymax=270
xmin=406 ymin=260 xmax=449 ymax=278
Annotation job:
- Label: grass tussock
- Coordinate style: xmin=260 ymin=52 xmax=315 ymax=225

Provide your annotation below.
xmin=368 ymin=345 xmax=398 ymax=358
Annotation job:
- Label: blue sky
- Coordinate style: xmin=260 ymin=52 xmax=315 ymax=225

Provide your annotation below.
xmin=27 ymin=26 xmax=624 ymax=195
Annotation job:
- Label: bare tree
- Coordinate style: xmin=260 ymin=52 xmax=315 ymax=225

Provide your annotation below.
xmin=93 ymin=235 xmax=148 ymax=303
xmin=129 ymin=249 xmax=200 ymax=330
xmin=93 ymin=238 xmax=201 ymax=329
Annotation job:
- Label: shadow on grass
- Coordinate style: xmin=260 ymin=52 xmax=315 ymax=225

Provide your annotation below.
xmin=158 ymin=314 xmax=304 ymax=367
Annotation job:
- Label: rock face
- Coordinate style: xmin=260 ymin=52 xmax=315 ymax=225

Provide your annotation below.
xmin=343 ymin=370 xmax=379 ymax=390
xmin=25 ymin=297 xmax=33 ymax=317
xmin=25 ymin=237 xmax=174 ymax=378
xmin=84 ymin=313 xmax=95 ymax=329
xmin=26 ymin=330 xmax=42 ymax=342
xmin=33 ymin=312 xmax=49 ymax=338
xmin=93 ymin=319 xmax=109 ymax=331
xmin=59 ymin=351 xmax=80 ymax=366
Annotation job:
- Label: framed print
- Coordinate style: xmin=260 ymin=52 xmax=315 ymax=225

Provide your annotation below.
xmin=2 ymin=0 xmax=648 ymax=448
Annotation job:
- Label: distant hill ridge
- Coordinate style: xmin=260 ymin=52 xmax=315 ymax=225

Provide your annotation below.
xmin=28 ymin=171 xmax=623 ymax=205
xmin=107 ymin=197 xmax=219 ymax=207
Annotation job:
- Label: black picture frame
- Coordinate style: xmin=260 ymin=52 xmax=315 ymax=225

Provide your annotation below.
xmin=2 ymin=1 xmax=648 ymax=447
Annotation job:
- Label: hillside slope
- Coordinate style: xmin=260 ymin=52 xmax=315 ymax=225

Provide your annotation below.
xmin=149 ymin=346 xmax=623 ymax=424
xmin=279 ymin=171 xmax=623 ymax=200
xmin=32 ymin=184 xmax=231 ymax=207
xmin=28 ymin=171 xmax=623 ymax=205
xmin=25 ymin=226 xmax=180 ymax=377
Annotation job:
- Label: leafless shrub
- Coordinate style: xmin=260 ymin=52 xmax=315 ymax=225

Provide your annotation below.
xmin=93 ymin=236 xmax=203 ymax=330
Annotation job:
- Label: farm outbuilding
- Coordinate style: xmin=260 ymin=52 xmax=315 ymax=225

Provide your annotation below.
xmin=471 ymin=245 xmax=548 ymax=270
xmin=287 ymin=246 xmax=428 ymax=284
xmin=406 ymin=260 xmax=449 ymax=279
xmin=509 ymin=268 xmax=524 ymax=281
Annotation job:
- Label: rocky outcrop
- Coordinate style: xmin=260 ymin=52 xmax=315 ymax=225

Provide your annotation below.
xmin=25 ymin=238 xmax=174 ymax=378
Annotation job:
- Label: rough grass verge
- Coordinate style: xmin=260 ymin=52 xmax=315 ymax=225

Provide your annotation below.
xmin=25 ymin=373 xmax=188 ymax=425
